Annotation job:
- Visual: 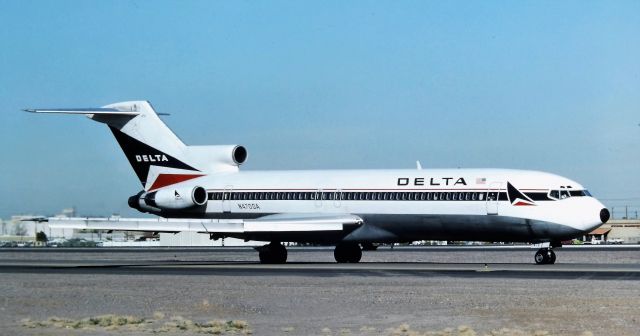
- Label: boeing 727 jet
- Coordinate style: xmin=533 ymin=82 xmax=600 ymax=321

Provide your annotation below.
xmin=25 ymin=101 xmax=610 ymax=264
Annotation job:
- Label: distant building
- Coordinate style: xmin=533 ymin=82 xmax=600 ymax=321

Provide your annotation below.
xmin=1 ymin=211 xmax=76 ymax=241
xmin=604 ymin=219 xmax=640 ymax=244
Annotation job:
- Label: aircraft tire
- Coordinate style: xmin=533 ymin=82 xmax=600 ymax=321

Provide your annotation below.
xmin=534 ymin=248 xmax=552 ymax=265
xmin=334 ymin=243 xmax=362 ymax=263
xmin=258 ymin=250 xmax=273 ymax=264
xmin=258 ymin=242 xmax=287 ymax=264
xmin=548 ymin=250 xmax=556 ymax=264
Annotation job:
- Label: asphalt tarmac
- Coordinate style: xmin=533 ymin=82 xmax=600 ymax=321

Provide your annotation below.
xmin=1 ymin=246 xmax=639 ymax=280
xmin=1 ymin=246 xmax=638 ymax=335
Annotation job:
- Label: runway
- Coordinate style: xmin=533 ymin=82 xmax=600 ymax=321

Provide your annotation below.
xmin=1 ymin=246 xmax=638 ymax=280
xmin=1 ymin=246 xmax=639 ymax=335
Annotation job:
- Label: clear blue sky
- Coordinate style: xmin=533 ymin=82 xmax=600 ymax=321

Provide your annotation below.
xmin=1 ymin=1 xmax=638 ymax=218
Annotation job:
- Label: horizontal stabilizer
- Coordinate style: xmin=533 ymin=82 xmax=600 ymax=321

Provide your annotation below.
xmin=23 ymin=107 xmax=140 ymax=116
xmin=44 ymin=214 xmax=362 ymax=234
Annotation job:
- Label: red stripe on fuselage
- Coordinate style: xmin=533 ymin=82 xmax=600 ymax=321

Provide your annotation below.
xmin=149 ymin=174 xmax=205 ymax=191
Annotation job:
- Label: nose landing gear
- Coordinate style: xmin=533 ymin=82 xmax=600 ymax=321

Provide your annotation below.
xmin=534 ymin=248 xmax=556 ymax=265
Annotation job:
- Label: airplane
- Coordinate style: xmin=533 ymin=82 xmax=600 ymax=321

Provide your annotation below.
xmin=25 ymin=101 xmax=610 ymax=264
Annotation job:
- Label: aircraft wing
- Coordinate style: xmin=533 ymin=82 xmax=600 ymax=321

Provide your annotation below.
xmin=43 ymin=213 xmax=363 ymax=234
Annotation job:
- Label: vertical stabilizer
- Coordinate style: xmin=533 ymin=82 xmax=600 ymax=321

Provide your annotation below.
xmin=26 ymin=101 xmax=246 ymax=190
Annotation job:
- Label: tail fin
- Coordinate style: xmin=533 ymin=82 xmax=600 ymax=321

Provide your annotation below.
xmin=26 ymin=101 xmax=246 ymax=190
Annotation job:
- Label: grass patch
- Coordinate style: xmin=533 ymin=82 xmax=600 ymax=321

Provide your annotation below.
xmin=20 ymin=314 xmax=251 ymax=334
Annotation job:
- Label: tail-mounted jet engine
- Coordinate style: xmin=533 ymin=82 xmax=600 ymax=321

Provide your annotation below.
xmin=128 ymin=186 xmax=208 ymax=213
xmin=185 ymin=145 xmax=248 ymax=172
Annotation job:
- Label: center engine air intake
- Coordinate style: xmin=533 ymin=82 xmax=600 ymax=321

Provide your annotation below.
xmin=232 ymin=145 xmax=248 ymax=165
xmin=184 ymin=145 xmax=248 ymax=172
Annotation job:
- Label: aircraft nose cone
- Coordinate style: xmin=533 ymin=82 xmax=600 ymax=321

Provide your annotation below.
xmin=600 ymin=208 xmax=610 ymax=224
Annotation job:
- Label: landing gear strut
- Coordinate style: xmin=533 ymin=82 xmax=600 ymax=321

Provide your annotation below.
xmin=334 ymin=242 xmax=362 ymax=263
xmin=258 ymin=242 xmax=287 ymax=264
xmin=534 ymin=248 xmax=556 ymax=265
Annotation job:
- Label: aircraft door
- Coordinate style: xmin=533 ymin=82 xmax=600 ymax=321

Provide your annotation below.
xmin=314 ymin=189 xmax=323 ymax=208
xmin=334 ymin=189 xmax=342 ymax=208
xmin=222 ymin=186 xmax=233 ymax=213
xmin=486 ymin=182 xmax=502 ymax=215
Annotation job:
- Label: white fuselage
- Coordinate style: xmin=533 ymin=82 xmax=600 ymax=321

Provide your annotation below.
xmin=156 ymin=168 xmax=606 ymax=243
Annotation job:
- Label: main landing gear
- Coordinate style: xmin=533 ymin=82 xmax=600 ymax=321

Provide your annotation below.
xmin=334 ymin=242 xmax=362 ymax=263
xmin=534 ymin=248 xmax=556 ymax=265
xmin=256 ymin=241 xmax=364 ymax=264
xmin=257 ymin=242 xmax=287 ymax=264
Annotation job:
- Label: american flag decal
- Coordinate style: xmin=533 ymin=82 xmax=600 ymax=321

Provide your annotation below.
xmin=476 ymin=177 xmax=486 ymax=184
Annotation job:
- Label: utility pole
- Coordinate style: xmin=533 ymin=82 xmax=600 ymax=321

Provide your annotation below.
xmin=625 ymin=206 xmax=628 ymax=219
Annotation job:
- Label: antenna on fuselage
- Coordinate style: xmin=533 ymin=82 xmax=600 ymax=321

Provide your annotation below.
xmin=416 ymin=161 xmax=422 ymax=170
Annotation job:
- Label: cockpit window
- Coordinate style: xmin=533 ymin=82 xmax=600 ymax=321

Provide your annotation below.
xmin=549 ymin=189 xmax=590 ymax=200
xmin=569 ymin=190 xmax=590 ymax=197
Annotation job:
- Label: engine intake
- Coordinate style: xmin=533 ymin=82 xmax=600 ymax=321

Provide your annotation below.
xmin=185 ymin=145 xmax=248 ymax=172
xmin=232 ymin=145 xmax=247 ymax=165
